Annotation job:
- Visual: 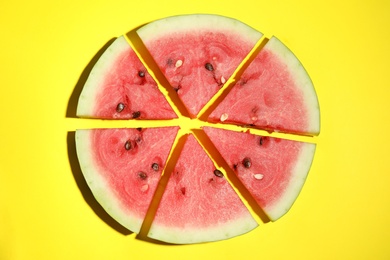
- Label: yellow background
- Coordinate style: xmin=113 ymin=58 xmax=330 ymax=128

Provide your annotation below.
xmin=1 ymin=0 xmax=389 ymax=259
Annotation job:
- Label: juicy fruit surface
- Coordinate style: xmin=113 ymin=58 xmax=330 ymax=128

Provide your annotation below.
xmin=76 ymin=127 xmax=179 ymax=233
xmin=74 ymin=14 xmax=319 ymax=244
xmin=209 ymin=36 xmax=320 ymax=135
xmin=137 ymin=14 xmax=262 ymax=117
xmin=148 ymin=134 xmax=258 ymax=244
xmin=203 ymin=126 xmax=315 ymax=221
xmin=77 ymin=36 xmax=177 ymax=119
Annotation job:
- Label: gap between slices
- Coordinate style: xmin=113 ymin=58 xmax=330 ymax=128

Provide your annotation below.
xmin=75 ymin=36 xmax=178 ymax=120
xmin=136 ymin=132 xmax=187 ymax=242
xmin=191 ymin=129 xmax=271 ymax=223
xmin=73 ymin=14 xmax=320 ymax=244
xmin=201 ymin=126 xmax=316 ymax=222
xmin=196 ymin=37 xmax=269 ymax=121
xmin=122 ymin=30 xmax=319 ymax=143
xmin=134 ymin=14 xmax=264 ymax=118
xmin=206 ymin=36 xmax=320 ymax=136
xmin=143 ymin=134 xmax=258 ymax=244
xmin=125 ymin=30 xmax=189 ymax=118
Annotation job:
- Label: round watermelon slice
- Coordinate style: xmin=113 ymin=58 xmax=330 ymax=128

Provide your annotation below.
xmin=208 ymin=36 xmax=320 ymax=136
xmin=73 ymin=13 xmax=319 ymax=244
xmin=75 ymin=127 xmax=179 ymax=233
xmin=76 ymin=36 xmax=177 ymax=120
xmin=136 ymin=14 xmax=263 ymax=118
xmin=203 ymin=126 xmax=316 ymax=221
xmin=147 ymin=134 xmax=258 ymax=244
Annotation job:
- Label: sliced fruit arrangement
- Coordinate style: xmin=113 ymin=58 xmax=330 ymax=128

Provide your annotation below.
xmin=73 ymin=13 xmax=320 ymax=244
xmin=137 ymin=14 xmax=263 ymax=118
xmin=147 ymin=134 xmax=258 ymax=244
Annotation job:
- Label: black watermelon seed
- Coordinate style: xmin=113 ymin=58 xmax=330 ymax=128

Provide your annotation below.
xmin=213 ymin=169 xmax=224 ymax=178
xmin=124 ymin=140 xmax=132 ymax=150
xmin=138 ymin=171 xmax=147 ymax=180
xmin=132 ymin=111 xmax=141 ymax=118
xmin=138 ymin=71 xmax=145 ymax=77
xmin=116 ymin=103 xmax=125 ymax=113
xmin=259 ymin=137 xmax=264 ymax=145
xmin=243 ymin=157 xmax=252 ymax=168
xmin=152 ymin=163 xmax=159 ymax=171
xmin=136 ymin=127 xmax=142 ymax=132
xmin=259 ymin=136 xmax=269 ymax=146
xmin=181 ymin=187 xmax=186 ymax=195
xmin=205 ymin=63 xmax=214 ymax=71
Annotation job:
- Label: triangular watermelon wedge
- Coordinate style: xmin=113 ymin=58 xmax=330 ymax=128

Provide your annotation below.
xmin=147 ymin=134 xmax=258 ymax=244
xmin=75 ymin=126 xmax=179 ymax=233
xmin=208 ymin=36 xmax=320 ymax=136
xmin=203 ymin=126 xmax=316 ymax=221
xmin=137 ymin=14 xmax=263 ymax=118
xmin=76 ymin=36 xmax=177 ymax=120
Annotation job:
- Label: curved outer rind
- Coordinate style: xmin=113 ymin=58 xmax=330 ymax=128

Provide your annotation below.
xmin=75 ymin=129 xmax=144 ymax=233
xmin=203 ymin=126 xmax=316 ymax=222
xmin=265 ymin=36 xmax=320 ymax=135
xmin=76 ymin=36 xmax=130 ymax=117
xmin=148 ymin=215 xmax=258 ymax=244
xmin=147 ymin=134 xmax=258 ymax=244
xmin=136 ymin=14 xmax=262 ymax=45
xmin=265 ymin=142 xmax=316 ymax=221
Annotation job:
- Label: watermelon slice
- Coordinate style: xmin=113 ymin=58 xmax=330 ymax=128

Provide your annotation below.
xmin=208 ymin=36 xmax=320 ymax=136
xmin=147 ymin=134 xmax=258 ymax=244
xmin=75 ymin=126 xmax=179 ymax=233
xmin=73 ymin=14 xmax=319 ymax=244
xmin=137 ymin=14 xmax=263 ymax=118
xmin=76 ymin=36 xmax=177 ymax=119
xmin=203 ymin=126 xmax=316 ymax=221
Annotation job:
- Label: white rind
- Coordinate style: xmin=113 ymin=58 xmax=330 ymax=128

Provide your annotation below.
xmin=137 ymin=14 xmax=263 ymax=45
xmin=265 ymin=142 xmax=316 ymax=221
xmin=264 ymin=36 xmax=321 ymax=135
xmin=76 ymin=36 xmax=131 ymax=118
xmin=75 ymin=129 xmax=143 ymax=233
xmin=148 ymin=213 xmax=258 ymax=244
xmin=73 ymin=16 xmax=319 ymax=241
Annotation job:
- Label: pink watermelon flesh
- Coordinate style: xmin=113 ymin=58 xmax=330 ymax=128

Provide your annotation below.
xmin=203 ymin=126 xmax=316 ymax=221
xmin=208 ymin=36 xmax=320 ymax=136
xmin=147 ymin=134 xmax=258 ymax=244
xmin=74 ymin=15 xmax=319 ymax=244
xmin=76 ymin=36 xmax=177 ymax=119
xmin=75 ymin=126 xmax=179 ymax=233
xmin=137 ymin=14 xmax=262 ymax=118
